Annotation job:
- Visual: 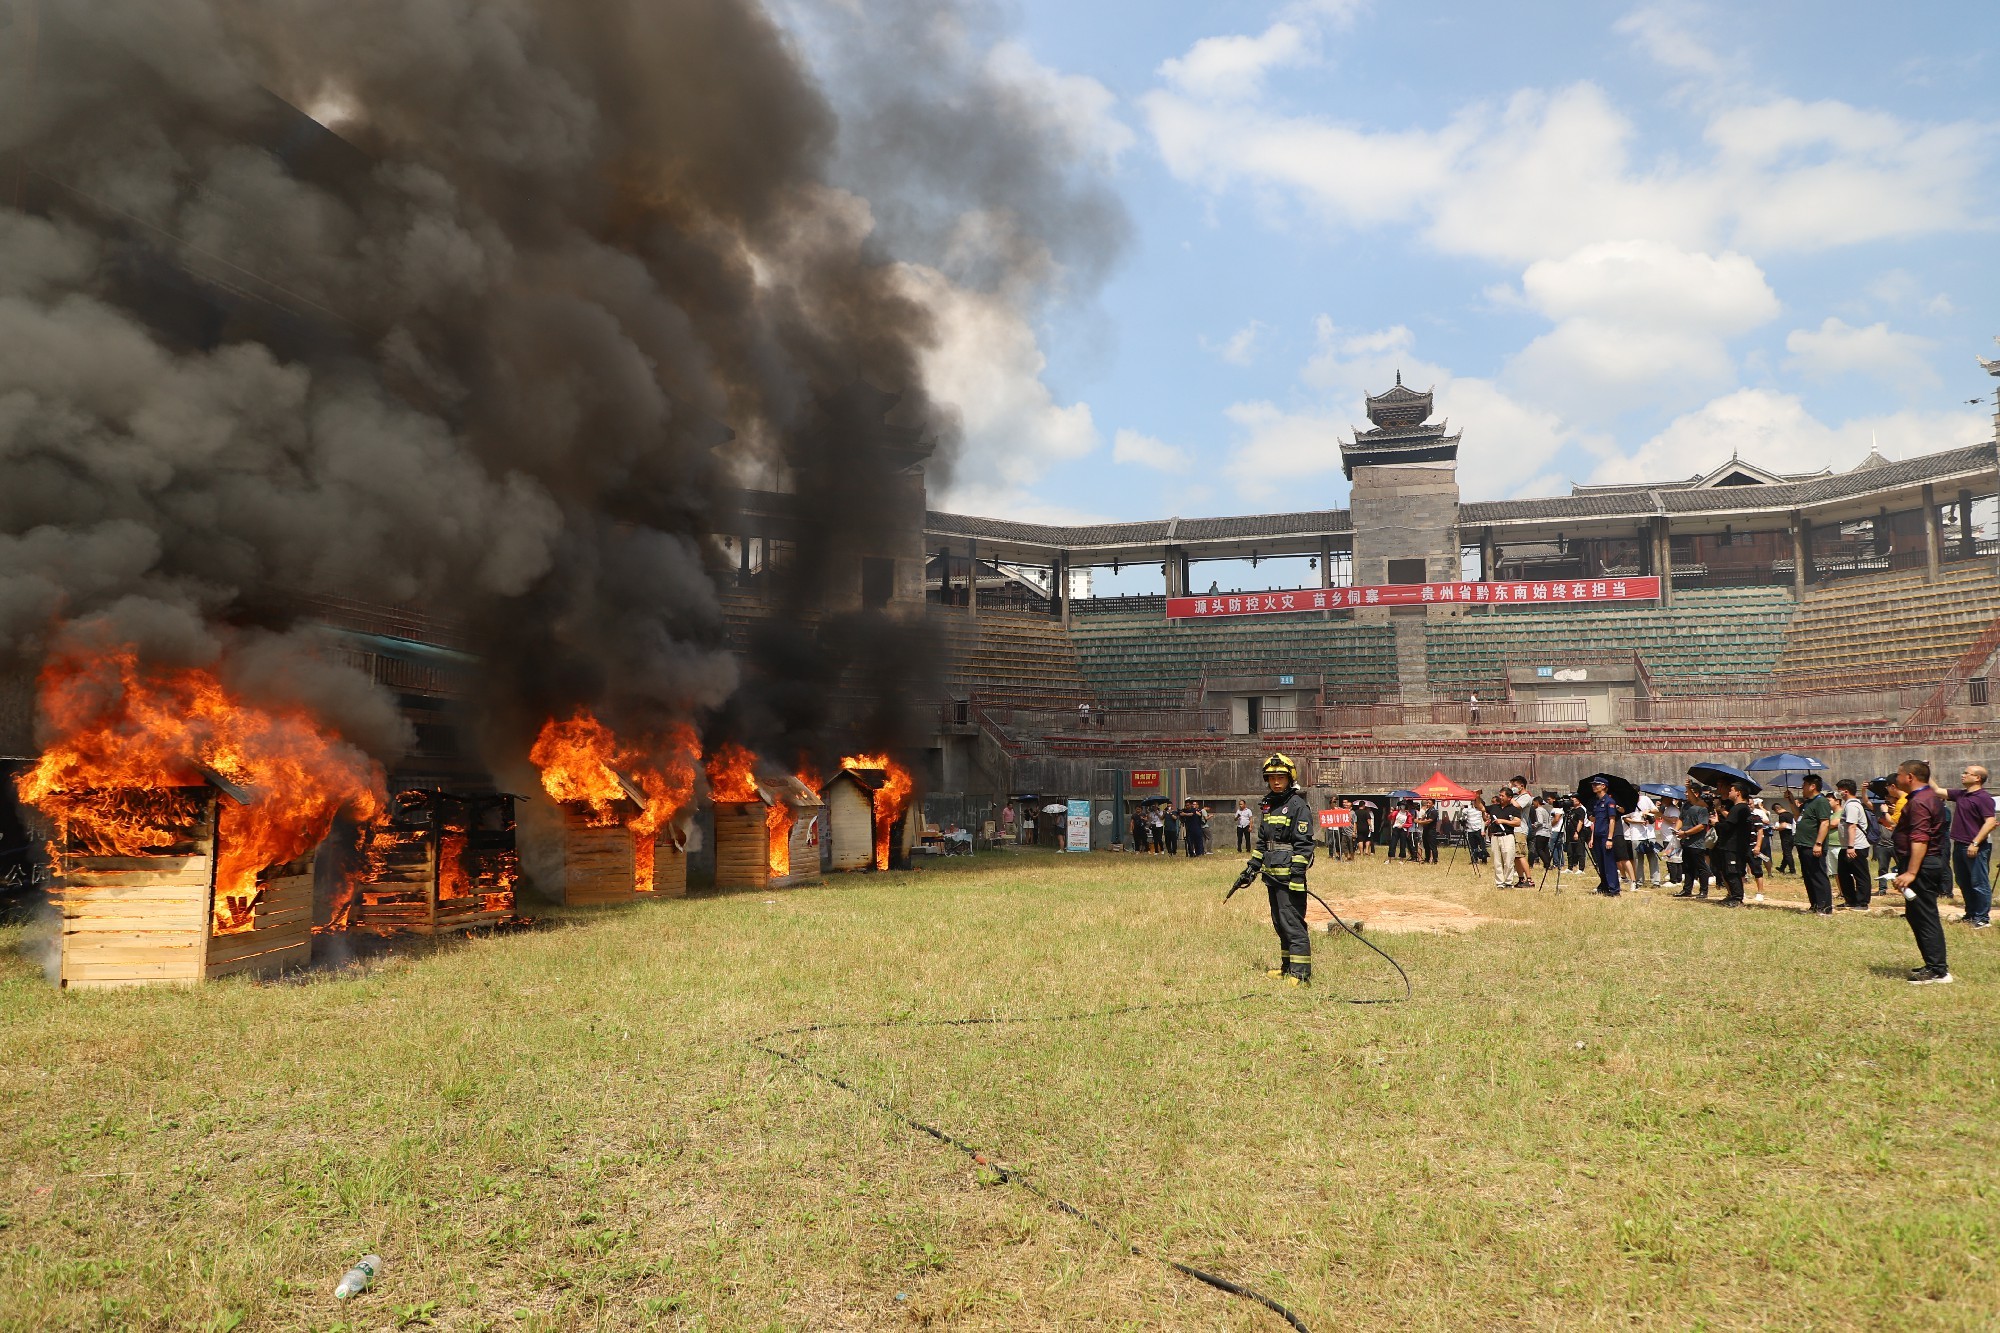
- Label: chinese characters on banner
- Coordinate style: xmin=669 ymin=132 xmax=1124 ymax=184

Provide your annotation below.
xmin=1166 ymin=577 xmax=1662 ymax=619
xmin=1129 ymin=769 xmax=1161 ymax=789
xmin=1317 ymin=809 xmax=1354 ymax=830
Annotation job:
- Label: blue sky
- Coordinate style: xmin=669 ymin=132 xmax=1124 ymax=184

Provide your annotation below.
xmin=798 ymin=2 xmax=1997 ymax=540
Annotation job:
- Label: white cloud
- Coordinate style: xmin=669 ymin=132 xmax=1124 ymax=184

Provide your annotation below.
xmin=1112 ymin=427 xmax=1194 ymax=473
xmin=1516 ymin=240 xmax=1777 ymax=330
xmin=984 ymin=42 xmax=1135 ymax=167
xmin=1867 ymin=268 xmax=1957 ymax=318
xmin=1203 ymin=319 xmax=1267 ymax=366
xmin=1591 ymin=388 xmax=1988 ymax=484
xmin=1227 ymin=320 xmax=1584 ymax=503
xmin=1615 ymin=4 xmax=1730 ymax=84
xmin=1144 ymin=12 xmax=1991 ymax=266
xmin=1159 ymin=22 xmax=1314 ymax=102
xmin=899 ymin=262 xmax=1101 ymax=515
xmin=1497 ymin=240 xmax=1780 ymax=414
xmin=1783 ymin=317 xmax=1940 ymax=389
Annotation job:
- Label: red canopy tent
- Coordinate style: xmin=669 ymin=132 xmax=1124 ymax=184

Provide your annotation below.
xmin=1410 ymin=770 xmax=1478 ymax=801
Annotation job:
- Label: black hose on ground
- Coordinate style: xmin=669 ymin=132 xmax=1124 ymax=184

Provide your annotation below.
xmin=746 ymin=903 xmax=1411 ymax=1331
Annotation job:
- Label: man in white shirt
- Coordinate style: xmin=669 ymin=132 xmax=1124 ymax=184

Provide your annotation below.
xmin=1835 ymin=778 xmax=1872 ymax=909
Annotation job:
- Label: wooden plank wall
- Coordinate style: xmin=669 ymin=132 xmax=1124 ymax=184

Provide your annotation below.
xmin=57 ymin=856 xmax=213 ymax=988
xmin=827 ymin=786 xmax=875 ymax=872
xmin=649 ymin=841 xmax=688 ymax=898
xmin=772 ymin=809 xmax=824 ymax=888
xmin=563 ymin=822 xmax=640 ymax=906
xmin=205 ymin=858 xmax=314 ymax=980
xmin=359 ymin=834 xmax=436 ymax=933
xmin=518 ymin=801 xmax=640 ymax=906
xmin=713 ymin=802 xmax=770 ymax=891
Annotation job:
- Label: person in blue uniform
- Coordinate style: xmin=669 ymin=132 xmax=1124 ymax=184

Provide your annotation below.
xmin=1589 ymin=776 xmax=1623 ymax=896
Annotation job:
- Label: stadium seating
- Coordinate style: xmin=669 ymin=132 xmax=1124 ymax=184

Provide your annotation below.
xmin=1773 ymin=565 xmax=2000 ymax=689
xmin=1066 ymin=608 xmax=1399 ymax=703
xmin=1424 ymin=587 xmax=1797 ymax=693
xmin=934 ymin=607 xmax=1092 ymax=708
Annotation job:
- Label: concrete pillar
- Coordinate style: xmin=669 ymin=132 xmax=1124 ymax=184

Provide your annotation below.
xmin=1960 ymin=489 xmax=1975 ymax=559
xmin=1320 ymin=533 xmax=1333 ymax=621
xmin=1791 ymin=511 xmax=1808 ymax=601
xmin=967 ymin=538 xmax=979 ymax=618
xmin=1923 ymin=484 xmax=1940 ymax=582
xmin=1480 ymin=526 xmax=1496 ymax=583
xmin=1056 ymin=552 xmax=1071 ymax=628
xmin=1653 ymin=516 xmax=1673 ymax=607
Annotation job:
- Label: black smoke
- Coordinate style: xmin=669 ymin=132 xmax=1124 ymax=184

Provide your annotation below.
xmin=0 ymin=0 xmax=1124 ymax=773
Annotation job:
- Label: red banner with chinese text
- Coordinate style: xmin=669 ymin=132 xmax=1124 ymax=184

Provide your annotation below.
xmin=1318 ymin=809 xmax=1354 ymax=829
xmin=1166 ymin=577 xmax=1661 ymax=619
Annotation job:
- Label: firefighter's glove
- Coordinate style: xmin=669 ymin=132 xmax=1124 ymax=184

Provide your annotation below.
xmin=1228 ymin=868 xmax=1256 ymax=899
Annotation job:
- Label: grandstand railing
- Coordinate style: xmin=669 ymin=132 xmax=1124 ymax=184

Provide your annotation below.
xmin=1617 ymin=686 xmax=1926 ymax=725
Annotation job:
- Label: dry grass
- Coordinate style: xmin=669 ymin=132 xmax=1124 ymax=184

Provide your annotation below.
xmin=1 ymin=849 xmax=1996 ymax=1331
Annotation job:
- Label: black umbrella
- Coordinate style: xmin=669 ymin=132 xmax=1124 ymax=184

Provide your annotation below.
xmin=1576 ymin=773 xmax=1639 ymax=811
xmin=1687 ymin=761 xmax=1760 ymax=796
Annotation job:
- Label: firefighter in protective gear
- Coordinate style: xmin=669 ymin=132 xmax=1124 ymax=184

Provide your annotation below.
xmin=1232 ymin=753 xmax=1318 ymax=984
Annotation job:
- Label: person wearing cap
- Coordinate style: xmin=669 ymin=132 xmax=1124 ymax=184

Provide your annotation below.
xmin=1232 ymin=753 xmax=1318 ymax=986
xmin=1588 ymin=777 xmax=1622 ymax=896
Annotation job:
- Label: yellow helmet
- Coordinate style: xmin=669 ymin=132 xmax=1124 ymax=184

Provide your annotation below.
xmin=1262 ymin=753 xmax=1299 ymax=783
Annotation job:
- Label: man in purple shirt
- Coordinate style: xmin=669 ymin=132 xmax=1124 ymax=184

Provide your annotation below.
xmin=1943 ymin=764 xmax=1996 ymax=929
xmin=1892 ymin=760 xmax=1953 ymax=984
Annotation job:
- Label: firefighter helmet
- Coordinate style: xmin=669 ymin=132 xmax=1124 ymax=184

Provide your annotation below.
xmin=1262 ymin=753 xmax=1300 ymax=784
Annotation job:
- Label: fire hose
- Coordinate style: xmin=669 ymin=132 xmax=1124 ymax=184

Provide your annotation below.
xmin=747 ymin=885 xmax=1409 ymax=1332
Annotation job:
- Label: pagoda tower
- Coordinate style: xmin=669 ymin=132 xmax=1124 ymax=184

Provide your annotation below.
xmin=1343 ymin=373 xmax=1464 ymax=704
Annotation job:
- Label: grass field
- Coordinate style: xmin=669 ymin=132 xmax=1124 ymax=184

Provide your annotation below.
xmin=2 ymin=849 xmax=1996 ymax=1331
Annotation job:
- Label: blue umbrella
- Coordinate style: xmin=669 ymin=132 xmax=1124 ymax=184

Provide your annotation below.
xmin=1688 ymin=761 xmax=1760 ymax=796
xmin=1389 ymin=789 xmax=1419 ymax=801
xmin=1640 ymin=783 xmax=1687 ymax=800
xmin=1746 ymin=752 xmax=1824 ymax=789
xmin=1747 ymin=752 xmax=1824 ymax=772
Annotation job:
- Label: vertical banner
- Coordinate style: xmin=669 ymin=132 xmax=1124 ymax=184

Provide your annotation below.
xmin=1065 ymin=799 xmax=1092 ymax=852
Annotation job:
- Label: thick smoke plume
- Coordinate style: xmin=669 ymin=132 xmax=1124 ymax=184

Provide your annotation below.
xmin=0 ymin=0 xmax=1123 ymax=777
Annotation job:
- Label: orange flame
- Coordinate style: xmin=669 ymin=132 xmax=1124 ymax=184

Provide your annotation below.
xmin=705 ymin=742 xmax=760 ymax=804
xmin=531 ymin=713 xmax=697 ymax=892
xmin=15 ymin=646 xmax=385 ymax=933
xmin=767 ymin=801 xmax=796 ymax=877
xmin=840 ymin=753 xmax=914 ymax=870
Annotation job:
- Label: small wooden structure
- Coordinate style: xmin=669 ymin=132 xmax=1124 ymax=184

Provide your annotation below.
xmin=517 ymin=796 xmax=687 ymax=906
xmin=354 ymin=790 xmax=519 ymax=934
xmin=53 ymin=783 xmax=314 ymax=989
xmin=822 ymin=768 xmax=913 ymax=873
xmin=713 ymin=777 xmax=824 ymax=891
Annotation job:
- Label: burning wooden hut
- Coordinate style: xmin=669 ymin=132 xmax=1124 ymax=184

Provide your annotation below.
xmin=822 ymin=757 xmax=915 ymax=873
xmin=343 ymin=789 xmax=520 ymax=933
xmin=521 ymin=714 xmax=696 ymax=906
xmin=712 ymin=774 xmax=823 ymax=891
xmin=50 ymin=779 xmax=317 ymax=988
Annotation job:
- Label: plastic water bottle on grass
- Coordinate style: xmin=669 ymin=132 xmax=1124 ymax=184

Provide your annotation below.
xmin=334 ymin=1255 xmax=382 ymax=1299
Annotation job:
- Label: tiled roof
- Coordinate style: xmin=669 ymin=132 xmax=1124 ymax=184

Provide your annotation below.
xmin=1467 ymin=442 xmax=1996 ymax=525
xmin=925 ymin=508 xmax=1352 ymax=548
xmin=929 ymin=442 xmax=1998 ymax=547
